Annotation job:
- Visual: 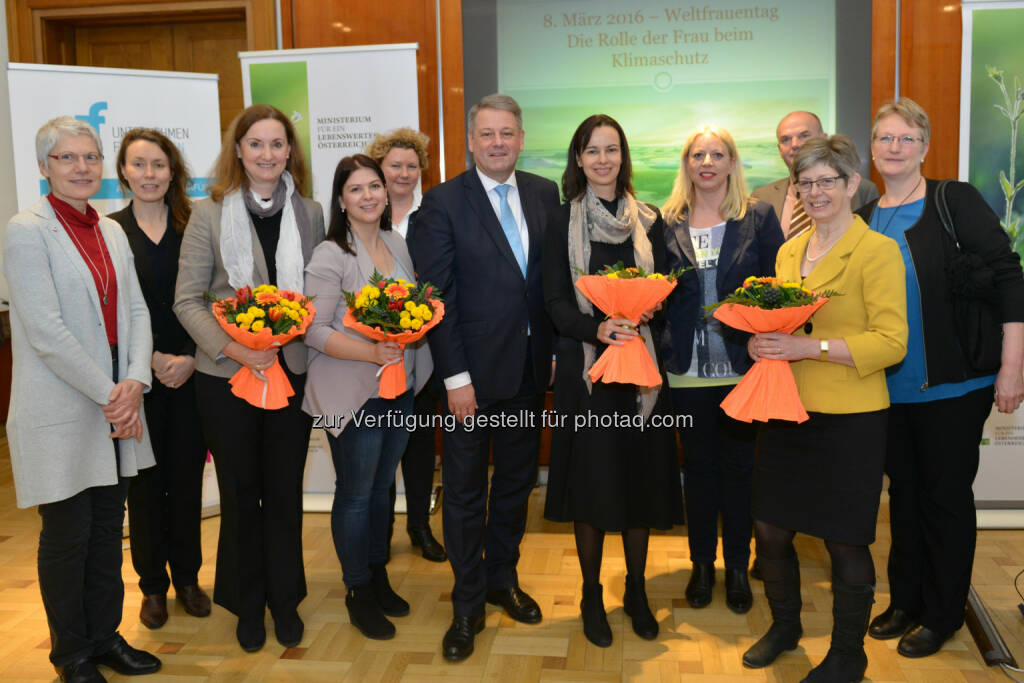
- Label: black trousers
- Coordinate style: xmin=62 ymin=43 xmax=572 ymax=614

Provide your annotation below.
xmin=442 ymin=355 xmax=543 ymax=618
xmin=673 ymin=385 xmax=756 ymax=569
xmin=390 ymin=372 xmax=440 ymax=532
xmin=884 ymin=385 xmax=994 ymax=635
xmin=127 ymin=377 xmax=207 ymax=595
xmin=38 ymin=473 xmax=128 ymax=666
xmin=194 ymin=368 xmax=312 ymax=619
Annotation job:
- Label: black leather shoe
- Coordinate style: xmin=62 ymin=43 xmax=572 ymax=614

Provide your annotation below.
xmin=442 ymin=615 xmax=485 ymax=661
xmin=486 ymin=585 xmax=542 ymax=624
xmin=409 ymin=526 xmax=447 ymax=562
xmin=177 ymin=584 xmax=212 ymax=618
xmin=580 ymin=583 xmax=612 ymax=647
xmin=346 ymin=584 xmax=395 ymax=640
xmin=750 ymin=558 xmax=763 ymax=581
xmin=897 ymin=625 xmax=950 ymax=658
xmin=91 ymin=636 xmax=161 ymax=675
xmin=56 ymin=660 xmax=106 ymax=683
xmin=742 ymin=622 xmax=803 ymax=668
xmin=869 ymin=605 xmax=914 ymax=640
xmin=685 ymin=563 xmax=715 ymax=608
xmin=370 ymin=563 xmax=410 ymax=617
xmin=725 ymin=568 xmax=753 ymax=614
xmin=273 ymin=609 xmax=304 ymax=648
xmin=236 ymin=616 xmax=266 ymax=652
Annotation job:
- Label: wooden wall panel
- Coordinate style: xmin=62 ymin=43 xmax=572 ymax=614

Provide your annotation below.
xmin=284 ymin=0 xmax=445 ymax=189
xmin=283 ymin=0 xmax=467 ymax=187
xmin=871 ymin=0 xmax=963 ymax=186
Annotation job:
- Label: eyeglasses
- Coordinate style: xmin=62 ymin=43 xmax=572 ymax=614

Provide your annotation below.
xmin=48 ymin=152 xmax=103 ymax=166
xmin=795 ymin=176 xmax=844 ymax=193
xmin=873 ymin=134 xmax=924 ymax=146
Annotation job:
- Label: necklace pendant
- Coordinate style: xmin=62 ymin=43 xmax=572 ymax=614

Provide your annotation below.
xmin=103 ymin=295 xmax=108 ymax=306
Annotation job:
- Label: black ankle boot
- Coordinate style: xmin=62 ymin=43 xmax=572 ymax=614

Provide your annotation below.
xmin=801 ymin=579 xmax=873 ymax=683
xmin=346 ymin=583 xmax=395 ymax=640
xmin=623 ymin=574 xmax=658 ymax=640
xmin=370 ymin=564 xmax=410 ymax=617
xmin=580 ymin=582 xmax=612 ymax=647
xmin=742 ymin=553 xmax=803 ymax=668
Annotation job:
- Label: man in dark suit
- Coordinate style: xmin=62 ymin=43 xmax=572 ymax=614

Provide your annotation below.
xmin=408 ymin=93 xmax=560 ymax=661
xmin=753 ymin=111 xmax=879 ymax=239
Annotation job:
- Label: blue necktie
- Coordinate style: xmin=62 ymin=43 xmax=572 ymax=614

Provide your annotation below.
xmin=494 ymin=184 xmax=527 ymax=277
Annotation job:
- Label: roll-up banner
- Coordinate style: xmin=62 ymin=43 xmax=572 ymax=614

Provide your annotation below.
xmin=6 ymin=63 xmax=221 ymax=215
xmin=239 ymin=44 xmax=420 ymax=211
xmin=959 ymin=1 xmax=1024 ymax=527
xmin=239 ymin=44 xmax=420 ymax=503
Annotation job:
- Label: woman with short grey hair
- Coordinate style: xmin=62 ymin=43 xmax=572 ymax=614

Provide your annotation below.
xmin=4 ymin=115 xmax=161 ymax=681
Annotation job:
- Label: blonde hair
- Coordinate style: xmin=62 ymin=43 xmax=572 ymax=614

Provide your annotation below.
xmin=871 ymin=97 xmax=931 ymax=144
xmin=662 ymin=125 xmax=749 ymax=225
xmin=365 ymin=127 xmax=430 ymax=171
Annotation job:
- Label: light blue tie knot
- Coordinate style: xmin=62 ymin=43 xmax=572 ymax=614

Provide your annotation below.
xmin=494 ymin=184 xmax=527 ymax=277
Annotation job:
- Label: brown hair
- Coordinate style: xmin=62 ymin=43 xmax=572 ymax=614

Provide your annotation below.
xmin=365 ymin=127 xmax=430 ymax=171
xmin=326 ymin=155 xmax=391 ymax=255
xmin=561 ymin=114 xmax=634 ymax=202
xmin=116 ymin=128 xmax=192 ymax=233
xmin=208 ymin=104 xmax=309 ymax=202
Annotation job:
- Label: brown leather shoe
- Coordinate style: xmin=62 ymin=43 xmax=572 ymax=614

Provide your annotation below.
xmin=177 ymin=584 xmax=212 ymax=617
xmin=140 ymin=594 xmax=168 ymax=629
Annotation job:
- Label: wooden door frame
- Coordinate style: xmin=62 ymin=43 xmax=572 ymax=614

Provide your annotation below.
xmin=7 ymin=0 xmax=277 ymax=64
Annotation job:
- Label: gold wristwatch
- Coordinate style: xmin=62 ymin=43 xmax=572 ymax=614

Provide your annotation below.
xmin=819 ymin=339 xmax=829 ymax=362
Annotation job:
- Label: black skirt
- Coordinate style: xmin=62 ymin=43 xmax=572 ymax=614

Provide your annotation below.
xmin=752 ymin=410 xmax=887 ymax=545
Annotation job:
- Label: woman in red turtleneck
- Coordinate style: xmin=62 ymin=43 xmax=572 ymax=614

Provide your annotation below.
xmin=2 ymin=116 xmax=161 ymax=682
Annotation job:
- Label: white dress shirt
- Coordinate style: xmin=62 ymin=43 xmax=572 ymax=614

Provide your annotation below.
xmin=391 ymin=190 xmax=421 ymax=239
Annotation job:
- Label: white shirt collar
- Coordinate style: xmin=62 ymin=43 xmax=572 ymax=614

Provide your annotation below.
xmin=476 ymin=167 xmax=518 ymax=194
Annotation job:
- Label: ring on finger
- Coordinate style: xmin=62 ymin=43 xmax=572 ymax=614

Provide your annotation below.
xmin=610 ymin=331 xmax=618 ymax=340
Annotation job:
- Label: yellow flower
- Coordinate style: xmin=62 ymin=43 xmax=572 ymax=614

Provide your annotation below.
xmin=238 ymin=321 xmax=251 ymax=331
xmin=404 ymin=301 xmax=417 ymax=312
xmin=399 ymin=317 xmax=412 ymax=329
xmin=236 ymin=312 xmax=253 ymax=325
xmin=367 ymin=286 xmax=380 ymax=299
xmin=418 ymin=305 xmax=432 ymax=321
xmin=253 ymin=284 xmax=278 ymax=294
xmin=251 ymin=320 xmax=265 ymax=332
xmin=606 ymin=272 xmax=619 ymax=279
xmin=299 ymin=308 xmax=309 ymax=317
xmin=648 ymin=273 xmax=666 ymax=280
xmin=410 ymin=318 xmax=423 ymax=331
xmin=744 ymin=276 xmax=759 ymax=286
xmin=354 ymin=295 xmax=367 ymax=309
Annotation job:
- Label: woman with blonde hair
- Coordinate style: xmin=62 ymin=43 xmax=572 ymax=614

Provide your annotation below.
xmin=661 ymin=125 xmax=784 ymax=614
xmin=174 ymin=104 xmax=324 ymax=652
xmin=365 ymin=127 xmax=445 ymax=562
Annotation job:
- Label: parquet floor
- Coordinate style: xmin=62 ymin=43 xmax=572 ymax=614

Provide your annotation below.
xmin=1 ymin=441 xmax=1023 ymax=682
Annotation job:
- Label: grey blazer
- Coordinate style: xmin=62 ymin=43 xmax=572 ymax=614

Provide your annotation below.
xmin=302 ymin=232 xmax=433 ymax=437
xmin=173 ymin=195 xmax=325 ymax=378
xmin=3 ymin=197 xmax=155 ymax=508
xmin=752 ymin=175 xmax=880 ymax=227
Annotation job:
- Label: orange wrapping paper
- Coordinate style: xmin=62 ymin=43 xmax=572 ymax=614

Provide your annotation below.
xmin=342 ymin=300 xmax=445 ymax=399
xmin=574 ymin=275 xmax=677 ymax=387
xmin=712 ymin=299 xmax=829 ymax=423
xmin=212 ymin=299 xmax=316 ymax=410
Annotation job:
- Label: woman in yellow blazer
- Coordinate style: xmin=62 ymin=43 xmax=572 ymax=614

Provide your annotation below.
xmin=740 ymin=136 xmax=907 ymax=683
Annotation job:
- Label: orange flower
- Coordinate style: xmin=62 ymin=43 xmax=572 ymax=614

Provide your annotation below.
xmin=256 ymin=292 xmax=280 ymax=305
xmin=384 ymin=283 xmax=409 ymax=300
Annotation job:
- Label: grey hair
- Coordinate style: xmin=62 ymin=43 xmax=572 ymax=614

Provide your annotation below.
xmin=871 ymin=97 xmax=931 ymax=144
xmin=791 ymin=135 xmax=861 ymax=181
xmin=36 ymin=116 xmax=103 ymax=170
xmin=467 ymin=94 xmax=522 ymax=134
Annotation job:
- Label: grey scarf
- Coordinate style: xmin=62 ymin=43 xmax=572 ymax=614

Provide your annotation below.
xmin=567 ymin=186 xmax=659 ymax=419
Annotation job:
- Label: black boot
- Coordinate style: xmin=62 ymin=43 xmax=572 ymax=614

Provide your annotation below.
xmin=742 ymin=553 xmax=803 ymax=668
xmin=370 ymin=564 xmax=410 ymax=616
xmin=346 ymin=583 xmax=395 ymax=640
xmin=623 ymin=574 xmax=658 ymax=640
xmin=801 ymin=578 xmax=873 ymax=683
xmin=580 ymin=582 xmax=612 ymax=647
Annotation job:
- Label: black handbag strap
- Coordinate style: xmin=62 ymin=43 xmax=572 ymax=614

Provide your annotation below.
xmin=935 ymin=179 xmax=960 ymax=249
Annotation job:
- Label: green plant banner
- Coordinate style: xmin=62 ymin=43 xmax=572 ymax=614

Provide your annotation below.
xmin=249 ymin=61 xmax=312 ymax=175
xmin=966 ymin=6 xmax=1024 ymax=260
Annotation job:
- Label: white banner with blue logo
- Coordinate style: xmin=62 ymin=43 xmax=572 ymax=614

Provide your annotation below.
xmin=7 ymin=63 xmax=221 ymax=215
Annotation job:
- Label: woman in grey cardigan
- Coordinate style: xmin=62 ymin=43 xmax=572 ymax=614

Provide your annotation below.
xmin=173 ymin=105 xmax=324 ymax=653
xmin=4 ymin=116 xmax=160 ymax=681
xmin=303 ymin=155 xmax=431 ymax=640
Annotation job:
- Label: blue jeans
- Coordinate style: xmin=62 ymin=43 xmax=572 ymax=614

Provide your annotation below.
xmin=328 ymin=391 xmax=413 ymax=587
